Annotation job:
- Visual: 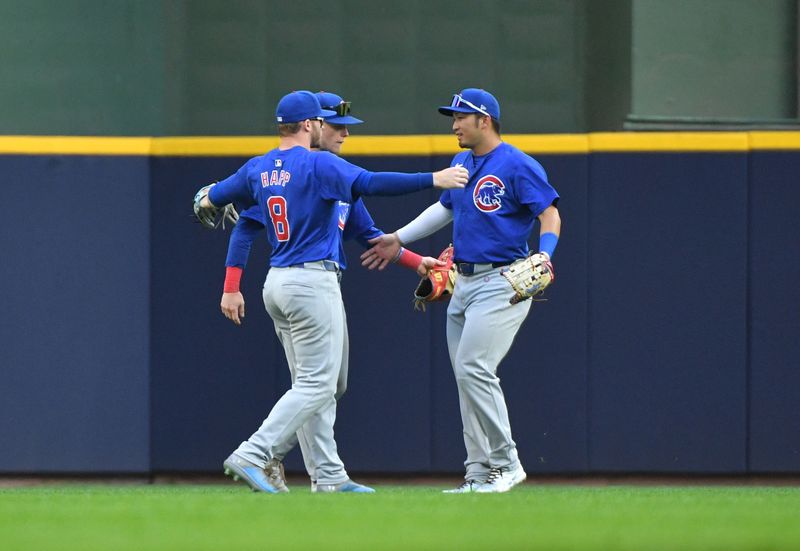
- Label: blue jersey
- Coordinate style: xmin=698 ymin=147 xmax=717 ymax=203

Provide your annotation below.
xmin=212 ymin=146 xmax=417 ymax=267
xmin=339 ymin=199 xmax=383 ymax=249
xmin=439 ymin=142 xmax=559 ymax=263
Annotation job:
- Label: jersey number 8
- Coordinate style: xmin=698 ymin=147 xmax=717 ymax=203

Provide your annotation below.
xmin=267 ymin=196 xmax=290 ymax=242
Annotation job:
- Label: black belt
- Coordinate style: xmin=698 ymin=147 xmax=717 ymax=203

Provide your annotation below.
xmin=289 ymin=260 xmax=340 ymax=272
xmin=455 ymin=261 xmax=510 ymax=275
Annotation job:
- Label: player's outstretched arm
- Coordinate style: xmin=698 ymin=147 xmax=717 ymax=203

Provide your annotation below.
xmin=347 ymin=203 xmax=441 ymax=275
xmin=360 ymin=233 xmax=444 ymax=275
xmin=360 ymin=202 xmax=453 ymax=270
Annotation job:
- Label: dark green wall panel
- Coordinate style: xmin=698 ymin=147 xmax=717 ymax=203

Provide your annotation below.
xmin=0 ymin=1 xmax=167 ymax=135
xmin=630 ymin=0 xmax=798 ymax=124
xmin=0 ymin=0 xmax=797 ymax=135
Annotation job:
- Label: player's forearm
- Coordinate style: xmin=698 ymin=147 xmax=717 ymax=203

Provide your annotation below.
xmin=353 ymin=172 xmax=432 ymax=197
xmin=394 ymin=248 xmax=424 ymax=271
xmin=225 ymin=217 xmax=262 ymax=268
xmin=396 ymin=202 xmax=453 ymax=245
xmin=537 ymin=206 xmax=561 ymax=258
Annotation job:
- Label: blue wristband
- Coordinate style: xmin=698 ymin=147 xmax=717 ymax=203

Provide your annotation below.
xmin=539 ymin=232 xmax=559 ymax=258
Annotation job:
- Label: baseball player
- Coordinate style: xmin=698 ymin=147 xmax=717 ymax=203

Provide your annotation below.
xmin=360 ymin=88 xmax=561 ymax=493
xmin=219 ymin=92 xmax=437 ymax=492
xmin=196 ymin=90 xmax=467 ymax=494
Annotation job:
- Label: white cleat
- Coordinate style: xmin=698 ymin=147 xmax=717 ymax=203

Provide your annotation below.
xmin=442 ymin=479 xmax=484 ymax=494
xmin=475 ymin=465 xmax=527 ymax=493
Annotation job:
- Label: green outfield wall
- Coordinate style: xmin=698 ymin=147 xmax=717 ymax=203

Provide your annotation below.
xmin=0 ymin=0 xmax=796 ymax=136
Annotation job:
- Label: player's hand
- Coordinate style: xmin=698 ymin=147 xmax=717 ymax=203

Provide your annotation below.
xmin=221 ymin=292 xmax=245 ymax=325
xmin=417 ymin=256 xmax=446 ymax=278
xmin=432 ymin=166 xmax=469 ymax=189
xmin=361 ymin=232 xmax=401 ymax=270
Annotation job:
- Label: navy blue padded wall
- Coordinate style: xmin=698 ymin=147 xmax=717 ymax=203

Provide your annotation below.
xmin=328 ymin=155 xmax=444 ymax=472
xmin=5 ymin=148 xmax=793 ymax=475
xmin=748 ymin=151 xmax=800 ymax=472
xmin=149 ymin=156 xmax=285 ymax=471
xmin=500 ymin=154 xmax=590 ymax=474
xmin=0 ymin=155 xmax=150 ymax=473
xmin=587 ymin=153 xmax=748 ymax=472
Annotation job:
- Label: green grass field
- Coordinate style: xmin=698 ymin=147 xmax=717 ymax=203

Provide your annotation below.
xmin=1 ymin=483 xmax=799 ymax=550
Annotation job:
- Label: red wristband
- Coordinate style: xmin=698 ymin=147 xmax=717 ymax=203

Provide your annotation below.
xmin=223 ymin=266 xmax=243 ymax=293
xmin=396 ymin=248 xmax=423 ymax=271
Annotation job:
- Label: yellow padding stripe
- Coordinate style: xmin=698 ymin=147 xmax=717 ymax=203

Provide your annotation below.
xmin=1 ymin=132 xmax=799 ymax=156
xmin=589 ymin=132 xmax=750 ymax=152
xmin=748 ymin=132 xmax=800 ymax=150
xmin=0 ymin=136 xmax=152 ymax=155
xmin=151 ymin=137 xmax=279 ymax=156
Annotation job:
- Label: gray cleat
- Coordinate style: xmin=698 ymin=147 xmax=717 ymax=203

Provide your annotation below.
xmin=312 ymin=479 xmax=375 ymax=493
xmin=223 ymin=454 xmax=281 ymax=493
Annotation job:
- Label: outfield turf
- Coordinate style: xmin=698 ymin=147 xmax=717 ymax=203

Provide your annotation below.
xmin=1 ymin=484 xmax=799 ymax=550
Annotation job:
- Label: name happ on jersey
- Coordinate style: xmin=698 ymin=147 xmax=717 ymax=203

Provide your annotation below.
xmin=473 ymin=175 xmax=506 ymax=212
xmin=261 ymin=169 xmax=291 ymax=187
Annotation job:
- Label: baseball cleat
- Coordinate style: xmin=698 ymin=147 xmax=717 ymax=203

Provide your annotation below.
xmin=263 ymin=458 xmax=289 ymax=493
xmin=475 ymin=465 xmax=527 ymax=493
xmin=223 ymin=454 xmax=283 ymax=493
xmin=312 ymin=479 xmax=375 ymax=493
xmin=442 ymin=479 xmax=484 ymax=493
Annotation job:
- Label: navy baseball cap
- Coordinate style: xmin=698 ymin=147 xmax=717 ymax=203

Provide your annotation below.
xmin=438 ymin=88 xmax=500 ymax=121
xmin=315 ymin=91 xmax=363 ymax=125
xmin=276 ymin=91 xmax=335 ymax=123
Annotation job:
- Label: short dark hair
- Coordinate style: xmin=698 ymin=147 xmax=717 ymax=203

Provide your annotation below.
xmin=277 ymin=122 xmax=302 ymax=137
xmin=473 ymin=114 xmax=501 ymax=136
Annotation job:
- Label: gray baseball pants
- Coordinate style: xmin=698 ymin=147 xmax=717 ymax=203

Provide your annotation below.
xmin=233 ymin=263 xmax=349 ymax=485
xmin=446 ymin=265 xmax=531 ymax=481
xmin=272 ymin=297 xmax=349 ymax=482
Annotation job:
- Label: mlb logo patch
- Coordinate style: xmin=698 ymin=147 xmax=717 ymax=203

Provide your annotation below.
xmin=275 ymin=159 xmax=282 ymax=167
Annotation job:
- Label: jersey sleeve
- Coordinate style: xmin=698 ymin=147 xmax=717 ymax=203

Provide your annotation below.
xmin=343 ymin=199 xmax=383 ymax=248
xmin=238 ymin=204 xmax=267 ymax=225
xmin=225 ymin=215 xmax=264 ymax=268
xmin=314 ymin=152 xmax=368 ymax=203
xmin=517 ymin=158 xmax=560 ymax=217
xmin=209 ymin=158 xmax=259 ymax=209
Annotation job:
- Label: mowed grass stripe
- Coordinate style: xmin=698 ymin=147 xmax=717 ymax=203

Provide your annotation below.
xmin=1 ymin=485 xmax=799 ymax=550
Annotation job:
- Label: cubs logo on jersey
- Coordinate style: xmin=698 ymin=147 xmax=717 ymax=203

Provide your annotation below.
xmin=473 ymin=175 xmax=505 ymax=212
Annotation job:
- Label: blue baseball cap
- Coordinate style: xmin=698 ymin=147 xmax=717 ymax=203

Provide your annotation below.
xmin=315 ymin=91 xmax=363 ymax=125
xmin=438 ymin=88 xmax=500 ymax=121
xmin=276 ymin=91 xmax=336 ymax=123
